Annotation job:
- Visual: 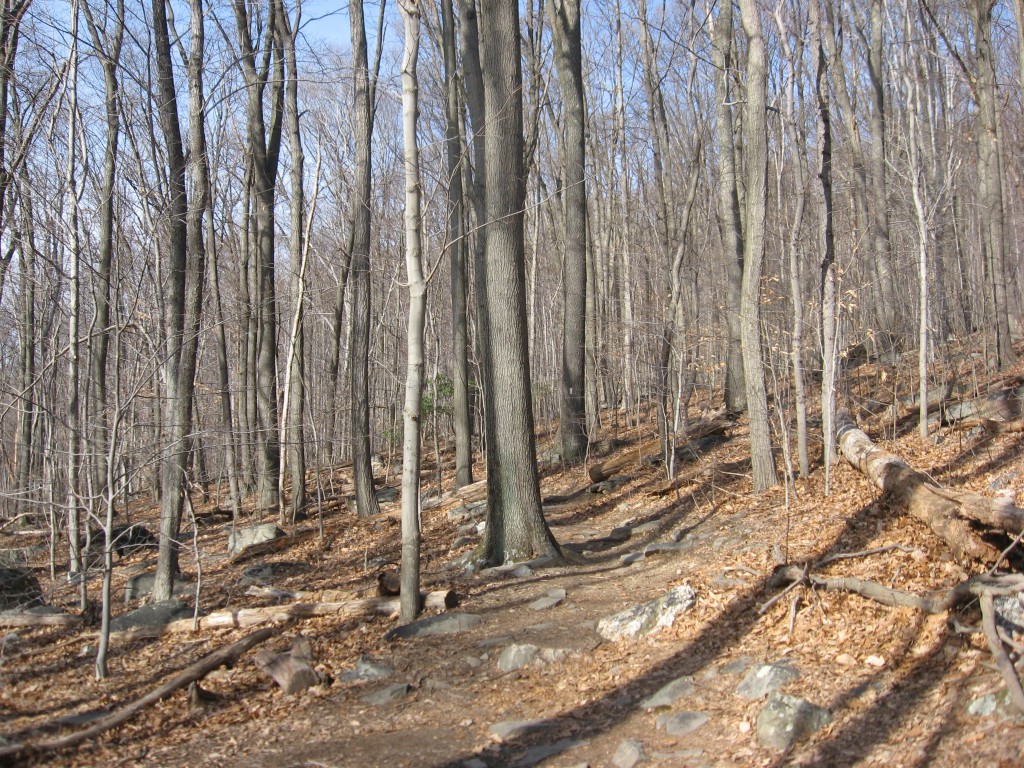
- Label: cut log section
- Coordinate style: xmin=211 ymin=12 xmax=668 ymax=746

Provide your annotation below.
xmin=587 ymin=410 xmax=732 ymax=483
xmin=836 ymin=409 xmax=1024 ymax=563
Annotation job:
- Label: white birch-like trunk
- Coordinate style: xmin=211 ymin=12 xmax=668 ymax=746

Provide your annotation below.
xmin=399 ymin=0 xmax=425 ymax=622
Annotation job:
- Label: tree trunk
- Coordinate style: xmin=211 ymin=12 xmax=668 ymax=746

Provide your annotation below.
xmin=738 ymin=0 xmax=777 ymax=491
xmin=711 ymin=0 xmax=746 ymax=413
xmin=969 ymin=0 xmax=1015 ymax=368
xmin=349 ymin=0 xmax=381 ymax=519
xmin=398 ymin=0 xmax=425 ymax=622
xmin=277 ymin=0 xmax=306 ymax=524
xmin=152 ymin=0 xmax=194 ymax=601
xmin=440 ymin=0 xmax=472 ymax=489
xmin=472 ymin=0 xmax=562 ymax=566
xmin=550 ymin=0 xmax=588 ymax=462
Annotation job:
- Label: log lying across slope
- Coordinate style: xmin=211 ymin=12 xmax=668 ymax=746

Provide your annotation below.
xmin=588 ymin=410 xmax=733 ymax=483
xmin=836 ymin=409 xmax=1024 ymax=563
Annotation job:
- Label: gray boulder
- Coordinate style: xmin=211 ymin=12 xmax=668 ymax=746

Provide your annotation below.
xmin=736 ymin=662 xmax=800 ymax=700
xmin=597 ymin=585 xmax=697 ymax=641
xmin=756 ymin=692 xmax=831 ymax=750
xmin=124 ymin=572 xmax=195 ymax=602
xmin=110 ymin=599 xmax=195 ymax=632
xmin=655 ymin=711 xmax=709 ymax=736
xmin=640 ymin=676 xmax=695 ymax=710
xmin=384 ymin=612 xmax=482 ymax=640
xmin=228 ymin=524 xmax=284 ymax=556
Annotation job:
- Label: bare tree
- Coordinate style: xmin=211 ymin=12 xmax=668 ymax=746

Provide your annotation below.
xmin=472 ymin=0 xmax=562 ymax=566
xmin=738 ymin=0 xmax=778 ymax=491
xmin=398 ymin=0 xmax=425 ymax=621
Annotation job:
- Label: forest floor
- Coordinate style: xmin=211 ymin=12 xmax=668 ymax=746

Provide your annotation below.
xmin=3 ymin=348 xmax=1024 ymax=767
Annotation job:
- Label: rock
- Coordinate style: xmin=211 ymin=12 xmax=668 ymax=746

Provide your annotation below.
xmin=755 ymin=692 xmax=831 ymax=750
xmin=606 ymin=526 xmax=632 ymax=543
xmin=384 ymin=613 xmax=482 ymax=639
xmin=462 ymin=759 xmax=489 ymax=768
xmin=718 ymin=656 xmax=752 ymax=676
xmin=339 ymin=655 xmax=393 ymax=682
xmin=490 ymin=719 xmax=550 ymax=740
xmin=110 ymin=599 xmax=194 ymax=632
xmin=375 ymin=486 xmax=400 ymax=503
xmin=589 ymin=476 xmax=632 ymax=494
xmin=612 ymin=739 xmax=645 ymax=768
xmin=254 ymin=644 xmax=321 ymax=695
xmin=736 ymin=662 xmax=800 ymax=700
xmin=994 ymin=593 xmax=1024 ymax=637
xmin=619 ymin=552 xmax=646 ymax=566
xmin=655 ymin=711 xmax=709 ymax=736
xmin=528 ymin=589 xmax=566 ymax=611
xmin=0 ymin=567 xmax=43 ymax=610
xmin=968 ymin=694 xmax=1000 ymax=717
xmin=640 ymin=676 xmax=695 ymax=710
xmin=361 ymin=682 xmax=410 ymax=706
xmin=510 ymin=565 xmax=534 ymax=579
xmin=104 ymin=524 xmax=158 ymax=558
xmin=451 ymin=536 xmax=476 ymax=550
xmin=630 ymin=521 xmax=660 ymax=535
xmin=227 ymin=524 xmax=284 ymax=556
xmin=597 ymin=585 xmax=697 ymax=641
xmin=498 ymin=644 xmax=539 ymax=672
xmin=124 ymin=572 xmax=196 ymax=602
xmin=512 ymin=739 xmax=588 ymax=767
xmin=238 ymin=563 xmax=279 ymax=586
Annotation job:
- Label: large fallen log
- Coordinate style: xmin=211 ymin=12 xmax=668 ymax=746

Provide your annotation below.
xmin=421 ymin=479 xmax=487 ymax=511
xmin=0 ymin=611 xmax=82 ymax=628
xmin=588 ymin=410 xmax=732 ymax=483
xmin=105 ymin=589 xmax=458 ymax=641
xmin=942 ymin=378 xmax=1024 ymax=425
xmin=0 ymin=625 xmax=279 ymax=759
xmin=837 ymin=409 xmax=1024 ymax=563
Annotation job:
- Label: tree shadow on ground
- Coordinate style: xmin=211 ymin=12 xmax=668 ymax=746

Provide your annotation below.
xmin=429 ymin=492 xmax=957 ymax=768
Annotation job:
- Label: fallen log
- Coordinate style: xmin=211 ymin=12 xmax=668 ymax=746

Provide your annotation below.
xmin=588 ymin=410 xmax=731 ymax=483
xmin=421 ymin=479 xmax=487 ymax=511
xmin=0 ymin=611 xmax=82 ymax=628
xmin=837 ymin=410 xmax=1024 ymax=563
xmin=0 ymin=625 xmax=278 ymax=759
xmin=106 ymin=589 xmax=459 ymax=641
xmin=959 ymin=417 xmax=1024 ymax=435
xmin=942 ymin=379 xmax=1024 ymax=425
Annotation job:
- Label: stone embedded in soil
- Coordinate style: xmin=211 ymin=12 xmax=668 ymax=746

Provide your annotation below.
xmin=994 ymin=594 xmax=1024 ymax=637
xmin=755 ymin=691 xmax=832 ymax=750
xmin=620 ymin=552 xmax=646 ymax=566
xmin=489 ymin=719 xmax=552 ymax=740
xmin=109 ymin=599 xmax=195 ymax=632
xmin=385 ymin=613 xmax=482 ymax=640
xmin=511 ymin=739 xmax=589 ymax=768
xmin=612 ymin=739 xmax=645 ymax=768
xmin=655 ymin=710 xmax=709 ymax=736
xmin=498 ymin=643 xmax=539 ymax=672
xmin=597 ymin=585 xmax=697 ymax=642
xmin=339 ymin=655 xmax=393 ymax=682
xmin=717 ymin=656 xmax=753 ymax=676
xmin=361 ymin=682 xmax=411 ymax=706
xmin=640 ymin=676 xmax=696 ymax=710
xmin=736 ymin=662 xmax=801 ymax=700
xmin=227 ymin=523 xmax=284 ymax=556
xmin=528 ymin=589 xmax=566 ymax=611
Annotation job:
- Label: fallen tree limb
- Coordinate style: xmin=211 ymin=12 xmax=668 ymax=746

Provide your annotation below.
xmin=837 ymin=409 xmax=1024 ymax=563
xmin=421 ymin=479 xmax=487 ymax=511
xmin=104 ymin=590 xmax=458 ymax=642
xmin=0 ymin=611 xmax=82 ymax=628
xmin=942 ymin=380 xmax=1024 ymax=425
xmin=588 ymin=410 xmax=731 ymax=483
xmin=0 ymin=625 xmax=279 ymax=759
xmin=769 ymin=565 xmax=1024 ymax=614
